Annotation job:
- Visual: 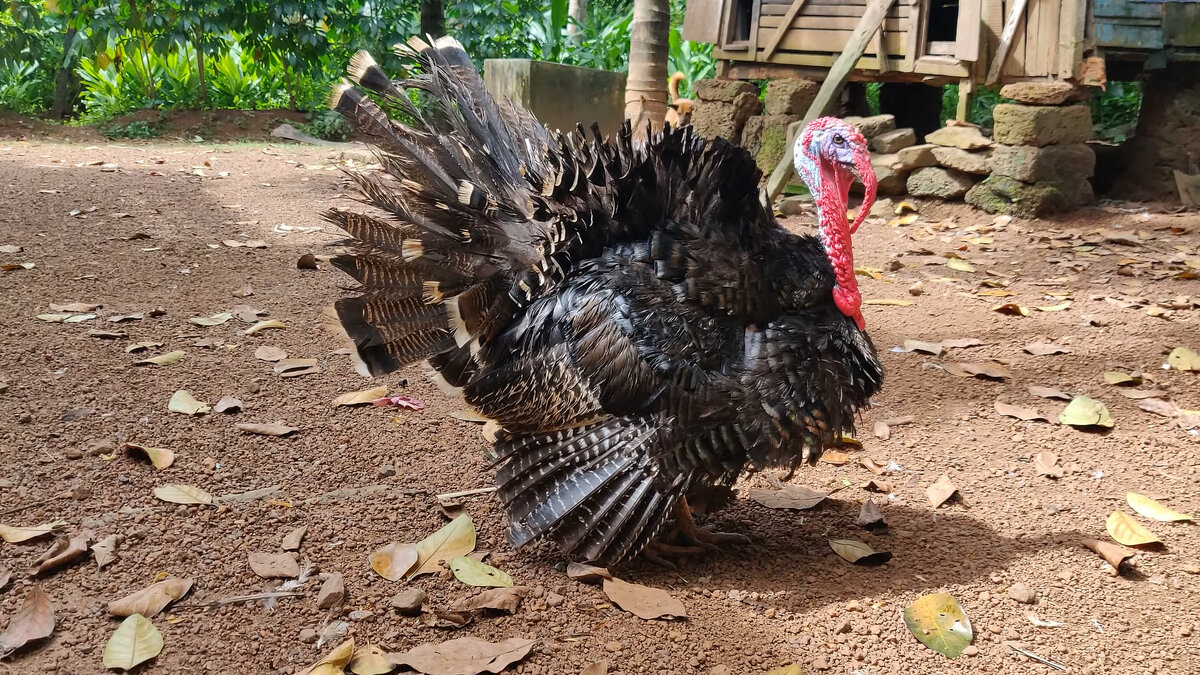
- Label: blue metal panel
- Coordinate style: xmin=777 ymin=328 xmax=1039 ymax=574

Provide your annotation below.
xmin=1094 ymin=0 xmax=1165 ymax=18
xmin=1095 ymin=21 xmax=1167 ymax=48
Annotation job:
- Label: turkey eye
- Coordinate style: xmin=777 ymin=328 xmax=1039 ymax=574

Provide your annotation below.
xmin=833 ymin=134 xmax=846 ymax=146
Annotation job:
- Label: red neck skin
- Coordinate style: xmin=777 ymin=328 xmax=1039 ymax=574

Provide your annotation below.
xmin=816 ymin=162 xmax=865 ymax=330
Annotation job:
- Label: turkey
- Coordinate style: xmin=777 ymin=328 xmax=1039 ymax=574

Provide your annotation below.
xmin=323 ymin=35 xmax=884 ymax=566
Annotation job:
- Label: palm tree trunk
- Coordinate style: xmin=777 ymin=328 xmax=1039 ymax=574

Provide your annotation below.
xmin=567 ymin=0 xmax=588 ymax=39
xmin=624 ymin=0 xmax=670 ymax=128
xmin=420 ymin=1 xmax=445 ymax=38
xmin=51 ymin=27 xmax=78 ymax=119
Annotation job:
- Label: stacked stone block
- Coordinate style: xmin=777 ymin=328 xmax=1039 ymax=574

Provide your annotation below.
xmin=742 ymin=79 xmax=817 ymax=175
xmin=965 ymin=82 xmax=1096 ymax=217
xmin=690 ymin=79 xmax=762 ymax=148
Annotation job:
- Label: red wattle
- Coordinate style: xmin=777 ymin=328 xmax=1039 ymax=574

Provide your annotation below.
xmin=817 ymin=162 xmax=865 ymax=329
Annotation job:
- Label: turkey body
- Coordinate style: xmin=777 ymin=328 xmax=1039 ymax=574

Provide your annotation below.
xmin=326 ymin=37 xmax=884 ymax=566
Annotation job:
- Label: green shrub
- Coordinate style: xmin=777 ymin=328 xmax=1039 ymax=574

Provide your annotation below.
xmin=101 ymin=119 xmax=159 ymax=139
xmin=303 ymin=108 xmax=351 ymax=142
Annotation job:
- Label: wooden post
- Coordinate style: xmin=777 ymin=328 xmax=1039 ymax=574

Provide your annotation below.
xmin=985 ymin=0 xmax=1029 ymax=85
xmin=764 ymin=0 xmax=898 ymax=203
xmin=956 ymin=78 xmax=974 ymax=122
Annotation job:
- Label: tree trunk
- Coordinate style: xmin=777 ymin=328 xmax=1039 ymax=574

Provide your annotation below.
xmin=194 ymin=30 xmax=208 ymax=107
xmin=51 ymin=27 xmax=78 ymax=119
xmin=567 ymin=0 xmax=588 ymax=39
xmin=420 ymin=0 xmax=445 ymax=38
xmin=624 ymin=0 xmax=670 ymax=128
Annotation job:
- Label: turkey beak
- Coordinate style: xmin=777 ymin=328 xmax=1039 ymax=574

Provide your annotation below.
xmin=848 ymin=149 xmax=876 ymax=235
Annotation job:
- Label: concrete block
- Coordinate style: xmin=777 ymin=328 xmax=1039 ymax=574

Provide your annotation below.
xmin=484 ymin=59 xmax=625 ymax=136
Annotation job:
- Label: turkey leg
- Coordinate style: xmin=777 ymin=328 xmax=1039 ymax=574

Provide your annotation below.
xmin=641 ymin=496 xmax=751 ymax=566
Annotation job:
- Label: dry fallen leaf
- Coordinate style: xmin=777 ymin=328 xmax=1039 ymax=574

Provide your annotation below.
xmin=992 ymin=303 xmax=1029 ymax=316
xmin=900 ymin=339 xmax=944 ymax=356
xmin=602 ymin=577 xmax=686 ymax=620
xmin=254 ymin=345 xmax=287 ymax=362
xmin=764 ymin=665 xmax=803 ymax=675
xmin=91 ymin=534 xmax=120 ymax=570
xmin=370 ymin=542 xmax=419 ymax=581
xmin=1082 ymin=538 xmax=1134 ymax=575
xmin=1103 ymin=371 xmax=1142 ymax=386
xmin=863 ymin=298 xmax=914 ymax=306
xmin=243 ymin=319 xmax=285 ymax=335
xmin=409 ymin=514 xmax=476 ymax=579
xmin=349 ymin=642 xmax=394 ymax=675
xmin=108 ymin=577 xmax=193 ymax=617
xmin=449 ymin=555 xmax=513 ymax=588
xmin=947 ymin=258 xmax=976 ymax=273
xmin=1036 ymin=301 xmax=1072 ymax=312
xmin=820 ymin=450 xmax=850 ymax=465
xmin=580 ymin=662 xmax=610 ymax=675
xmin=0 ymin=520 xmax=64 ymax=544
xmin=123 ymin=443 xmax=174 ymax=470
xmin=333 ymin=386 xmax=389 ymax=408
xmin=858 ymin=500 xmax=886 ymax=530
xmin=1024 ymin=342 xmax=1071 ymax=356
xmin=136 ymin=350 xmax=185 ymax=366
xmin=34 ymin=531 xmax=91 ymax=575
xmin=1033 ymin=452 xmax=1064 ymax=478
xmin=749 ymin=485 xmax=828 ymax=511
xmin=1106 ymin=511 xmax=1161 ymax=546
xmin=168 ymin=390 xmax=209 ymax=416
xmin=282 ymin=526 xmax=307 ymax=552
xmin=235 ymin=422 xmax=299 ymax=437
xmin=102 ymin=614 xmax=163 ymax=671
xmin=944 ymin=361 xmax=1011 ymax=380
xmin=1059 ymin=396 xmax=1114 ymax=428
xmin=189 ymin=312 xmax=233 ymax=326
xmin=565 ymin=562 xmax=612 ymax=584
xmin=926 ymin=474 xmax=960 ymax=508
xmin=0 ymin=585 xmax=54 ymax=656
xmin=153 ymin=484 xmax=214 ymax=506
xmin=1166 ymin=347 xmax=1200 ymax=371
xmin=861 ymin=456 xmax=888 ymax=474
xmin=994 ymin=400 xmax=1052 ymax=423
xmin=49 ymin=302 xmax=100 ymax=313
xmin=903 ymin=593 xmax=973 ymax=659
xmin=249 ymin=551 xmax=301 ymax=579
xmin=387 ymin=637 xmax=535 ymax=675
xmin=448 ymin=586 xmax=528 ymax=614
xmin=1126 ymin=493 xmax=1192 ymax=523
xmin=213 ymin=396 xmax=243 ymax=414
xmin=829 ymin=539 xmax=892 ymax=565
xmin=124 ymin=341 xmax=160 ymax=353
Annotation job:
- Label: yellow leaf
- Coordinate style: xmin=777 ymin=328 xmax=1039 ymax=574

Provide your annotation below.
xmin=1036 ymin=301 xmax=1072 ymax=312
xmin=153 ymin=484 xmax=214 ymax=506
xmin=136 ymin=350 xmax=185 ymax=366
xmin=947 ymin=258 xmax=976 ymax=272
xmin=103 ymin=614 xmax=163 ymax=670
xmin=888 ymin=213 xmax=919 ymax=227
xmin=0 ymin=520 xmax=64 ymax=543
xmin=828 ymin=539 xmax=892 ymax=565
xmin=408 ymin=514 xmax=476 ymax=579
xmin=168 ymin=390 xmax=209 ymax=416
xmin=369 ymin=542 xmax=419 ymax=581
xmin=1103 ymin=371 xmax=1140 ymax=386
xmin=123 ymin=443 xmax=175 ymax=470
xmin=1126 ymin=493 xmax=1192 ymax=522
xmin=765 ymin=665 xmax=804 ymax=675
xmin=977 ymin=289 xmax=1016 ymax=297
xmin=449 ymin=555 xmax=513 ymax=587
xmin=349 ymin=643 xmax=394 ymax=675
xmin=188 ymin=312 xmax=233 ymax=326
xmin=1058 ymin=396 xmax=1113 ymax=428
xmin=903 ymin=593 xmax=973 ymax=658
xmin=894 ymin=200 xmax=917 ymax=215
xmin=1167 ymin=347 xmax=1200 ymax=371
xmin=862 ymin=298 xmax=913 ymax=306
xmin=108 ymin=577 xmax=194 ymax=618
xmin=299 ymin=638 xmax=355 ymax=675
xmin=242 ymin=319 xmax=285 ymax=335
xmin=332 ymin=386 xmax=388 ymax=408
xmin=1106 ymin=511 xmax=1161 ymax=546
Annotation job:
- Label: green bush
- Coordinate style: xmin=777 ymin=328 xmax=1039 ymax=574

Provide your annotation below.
xmin=101 ymin=119 xmax=159 ymax=139
xmin=303 ymin=108 xmax=352 ymax=141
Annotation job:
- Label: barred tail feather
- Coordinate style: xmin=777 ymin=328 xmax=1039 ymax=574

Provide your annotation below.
xmin=496 ymin=417 xmax=687 ymax=565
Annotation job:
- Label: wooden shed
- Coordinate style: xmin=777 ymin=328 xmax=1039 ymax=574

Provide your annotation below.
xmin=683 ymin=0 xmax=1200 ymax=112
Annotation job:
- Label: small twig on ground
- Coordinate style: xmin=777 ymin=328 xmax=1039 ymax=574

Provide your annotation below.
xmin=0 ymin=494 xmax=64 ymax=518
xmin=435 ymin=486 xmax=498 ymax=502
xmin=174 ymin=591 xmax=303 ymax=610
xmin=1008 ymin=643 xmax=1067 ymax=671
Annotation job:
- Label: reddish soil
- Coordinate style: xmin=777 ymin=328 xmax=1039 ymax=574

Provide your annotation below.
xmin=0 ymin=110 xmax=313 ymax=145
xmin=1 ymin=138 xmax=1199 ymax=675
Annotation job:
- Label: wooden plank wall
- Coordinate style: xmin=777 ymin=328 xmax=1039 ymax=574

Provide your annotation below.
xmin=757 ymin=0 xmax=911 ymax=58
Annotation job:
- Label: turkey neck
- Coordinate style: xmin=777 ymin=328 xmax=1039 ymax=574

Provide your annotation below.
xmin=814 ymin=162 xmax=865 ymax=330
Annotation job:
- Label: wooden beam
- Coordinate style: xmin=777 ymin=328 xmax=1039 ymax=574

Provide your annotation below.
xmin=761 ymin=0 xmax=811 ymax=61
xmin=955 ymin=77 xmax=974 ymax=121
xmin=985 ymin=0 xmax=1030 ymax=85
xmin=874 ymin=27 xmax=892 ymax=72
xmin=1057 ymin=0 xmax=1086 ymax=78
xmin=901 ymin=0 xmax=923 ymax=73
xmin=764 ymin=0 xmax=898 ymax=203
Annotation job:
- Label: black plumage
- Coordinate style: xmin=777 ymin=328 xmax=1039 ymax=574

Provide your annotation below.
xmin=325 ymin=36 xmax=884 ymax=565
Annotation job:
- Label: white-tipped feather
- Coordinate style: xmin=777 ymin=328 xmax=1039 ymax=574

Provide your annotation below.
xmin=347 ymin=50 xmax=378 ymax=84
xmin=348 ymin=344 xmax=373 ymax=378
xmin=327 ymin=80 xmax=353 ymax=110
xmin=443 ymin=296 xmax=472 ymax=347
xmin=401 ymin=239 xmax=424 ymax=262
xmin=421 ymin=361 xmax=465 ymax=396
xmin=422 ymin=280 xmax=444 ymax=304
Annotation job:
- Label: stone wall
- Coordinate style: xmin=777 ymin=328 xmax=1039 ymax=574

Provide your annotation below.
xmin=483 ymin=59 xmax=626 ymax=136
xmin=1111 ymin=66 xmax=1200 ymax=202
xmin=965 ymin=83 xmax=1096 ymax=217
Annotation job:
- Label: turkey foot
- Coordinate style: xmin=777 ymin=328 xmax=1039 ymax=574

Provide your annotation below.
xmin=642 ymin=497 xmax=751 ymax=567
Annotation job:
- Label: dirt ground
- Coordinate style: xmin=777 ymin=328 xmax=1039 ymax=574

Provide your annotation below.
xmin=1 ymin=136 xmax=1198 ymax=675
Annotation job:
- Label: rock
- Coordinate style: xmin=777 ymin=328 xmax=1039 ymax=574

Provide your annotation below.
xmin=931 ymin=146 xmax=991 ymax=175
xmin=778 ymin=194 xmax=813 ymax=216
xmin=812 ymin=656 xmax=831 ymax=671
xmin=992 ymin=104 xmax=1092 ymax=146
xmin=1000 ymin=81 xmax=1084 ymax=105
xmin=316 ymin=573 xmax=345 ymax=609
xmin=694 ymin=79 xmax=758 ymax=103
xmin=966 ymin=175 xmax=1092 ymax=216
xmin=391 ymin=588 xmax=427 ymax=615
xmin=377 ymin=465 xmax=396 ymax=477
xmin=708 ymin=667 xmax=731 ymax=675
xmin=844 ymin=114 xmax=896 ymax=139
xmin=906 ymin=167 xmax=976 ymax=199
xmin=908 ymin=281 xmax=924 ymax=296
xmin=17 ymin=413 xmax=32 ymax=424
xmin=834 ymin=618 xmax=852 ymax=634
xmin=1007 ymin=582 xmax=1036 ymax=604
xmin=752 ymin=114 xmax=801 ymax=175
xmin=963 ymin=645 xmax=980 ymax=656
xmin=545 ymin=591 xmax=565 ymax=607
xmin=281 ymin=526 xmax=306 ymax=551
xmin=870 ymin=127 xmax=916 ymax=154
xmin=926 ymin=125 xmax=993 ymax=150
xmin=989 ymin=143 xmax=1095 ymax=182
xmin=690 ymin=92 xmax=761 ymax=145
xmin=764 ymin=79 xmax=818 ymax=115
xmin=741 ymin=116 xmax=764 ymax=157
xmin=604 ymin=641 xmax=622 ymax=652
xmin=64 ymin=448 xmax=84 ymax=460
xmin=895 ymin=143 xmax=938 ymax=170
xmin=86 ymin=438 xmax=115 ymax=456
xmin=247 ymin=552 xmax=300 ymax=579
xmin=866 ymin=154 xmax=909 ymax=196
xmin=298 ymin=628 xmax=318 ymax=644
